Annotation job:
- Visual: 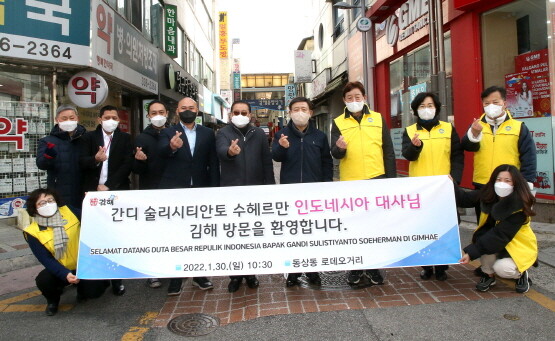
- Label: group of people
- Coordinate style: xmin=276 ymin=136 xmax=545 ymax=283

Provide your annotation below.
xmin=25 ymin=81 xmax=538 ymax=316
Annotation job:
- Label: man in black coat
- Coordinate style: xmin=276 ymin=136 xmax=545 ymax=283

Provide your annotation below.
xmin=36 ymin=104 xmax=87 ymax=208
xmin=132 ymin=100 xmax=169 ymax=289
xmin=133 ymin=100 xmax=169 ymax=191
xmin=272 ymin=97 xmax=332 ymax=287
xmin=79 ymin=105 xmax=133 ymax=193
xmin=158 ymin=97 xmax=219 ymax=295
xmin=216 ymin=100 xmax=274 ymax=293
xmin=79 ymin=105 xmax=133 ymax=297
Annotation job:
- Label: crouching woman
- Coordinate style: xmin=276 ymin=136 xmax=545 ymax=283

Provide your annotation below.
xmin=458 ymin=164 xmax=537 ymax=293
xmin=23 ymin=188 xmax=108 ymax=316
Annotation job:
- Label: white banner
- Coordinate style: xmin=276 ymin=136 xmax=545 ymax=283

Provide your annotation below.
xmin=77 ymin=176 xmax=462 ymax=279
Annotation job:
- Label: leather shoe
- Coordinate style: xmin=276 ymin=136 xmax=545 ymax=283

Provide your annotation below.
xmin=245 ymin=275 xmax=259 ymax=289
xmin=45 ymin=303 xmax=58 ymax=316
xmin=435 ymin=270 xmax=448 ymax=281
xmin=420 ymin=268 xmax=433 ymax=280
xmin=111 ymin=280 xmax=126 ymax=296
xmin=286 ymin=274 xmax=300 ymax=287
xmin=306 ymin=272 xmax=322 ymax=286
xmin=228 ymin=278 xmax=242 ymax=293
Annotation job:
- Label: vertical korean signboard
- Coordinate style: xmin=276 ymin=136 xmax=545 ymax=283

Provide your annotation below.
xmin=164 ymin=5 xmax=177 ymax=58
xmin=91 ymin=0 xmax=158 ymax=94
xmin=294 ymin=50 xmax=312 ymax=83
xmin=0 ymin=0 xmax=90 ymax=65
xmin=285 ymin=84 xmax=296 ymax=107
xmin=219 ymin=12 xmax=228 ymax=59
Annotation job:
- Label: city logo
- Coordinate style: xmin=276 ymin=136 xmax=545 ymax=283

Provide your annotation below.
xmin=89 ymin=195 xmax=118 ymax=207
xmin=506 ymin=126 xmax=512 ymax=131
xmin=439 ymin=129 xmax=445 ymax=134
xmin=367 ymin=117 xmax=374 ymax=122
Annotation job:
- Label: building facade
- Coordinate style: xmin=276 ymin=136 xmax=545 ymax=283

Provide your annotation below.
xmin=0 ymin=0 xmax=223 ymax=217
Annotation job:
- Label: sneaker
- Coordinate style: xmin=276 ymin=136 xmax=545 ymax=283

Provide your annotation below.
xmin=515 ymin=271 xmax=531 ymax=293
xmin=167 ymin=278 xmax=183 ymax=296
xmin=147 ymin=278 xmax=162 ymax=288
xmin=347 ymin=270 xmax=364 ymax=285
xmin=192 ymin=277 xmax=214 ymax=290
xmin=366 ymin=269 xmax=384 ymax=285
xmin=476 ymin=274 xmax=496 ymax=292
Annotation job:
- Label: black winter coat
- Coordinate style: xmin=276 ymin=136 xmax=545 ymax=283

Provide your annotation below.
xmin=132 ymin=125 xmax=167 ymax=189
xmin=216 ymin=124 xmax=275 ymax=186
xmin=158 ymin=123 xmax=220 ymax=188
xmin=272 ymin=121 xmax=333 ymax=184
xmin=36 ymin=124 xmax=87 ymax=207
xmin=79 ymin=126 xmax=133 ymax=192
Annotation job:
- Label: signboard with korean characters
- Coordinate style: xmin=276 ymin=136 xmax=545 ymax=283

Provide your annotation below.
xmin=91 ymin=0 xmax=158 ymax=94
xmin=285 ymin=84 xmax=297 ymax=107
xmin=164 ymin=5 xmax=177 ymax=58
xmin=0 ymin=0 xmax=90 ymax=65
xmin=294 ymin=50 xmax=312 ymax=83
xmin=68 ymin=71 xmax=109 ymax=109
xmin=521 ymin=117 xmax=554 ymax=195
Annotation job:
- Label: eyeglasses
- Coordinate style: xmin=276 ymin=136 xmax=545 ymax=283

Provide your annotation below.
xmin=37 ymin=198 xmax=55 ymax=208
xmin=232 ymin=111 xmax=249 ymax=116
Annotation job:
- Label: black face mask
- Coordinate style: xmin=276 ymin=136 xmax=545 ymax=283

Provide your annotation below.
xmin=179 ymin=110 xmax=197 ymax=124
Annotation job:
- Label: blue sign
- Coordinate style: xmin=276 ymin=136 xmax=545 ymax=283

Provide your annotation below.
xmin=285 ymin=84 xmax=296 ymax=107
xmin=408 ymin=82 xmax=427 ymax=103
xmin=0 ymin=0 xmax=90 ymax=45
xmin=246 ymin=99 xmax=285 ymax=111
xmin=0 ymin=0 xmax=90 ymax=64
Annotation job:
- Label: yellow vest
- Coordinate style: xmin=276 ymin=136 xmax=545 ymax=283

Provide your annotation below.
xmin=406 ymin=121 xmax=452 ymax=177
xmin=24 ymin=206 xmax=80 ymax=270
xmin=334 ymin=107 xmax=385 ymax=180
xmin=477 ymin=211 xmax=537 ymax=273
xmin=473 ymin=112 xmax=522 ymax=184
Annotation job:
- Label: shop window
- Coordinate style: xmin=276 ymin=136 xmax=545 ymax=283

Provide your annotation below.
xmin=0 ymin=71 xmax=52 ymax=199
xmin=352 ymin=0 xmax=361 ymax=19
xmin=318 ymin=24 xmax=324 ymax=50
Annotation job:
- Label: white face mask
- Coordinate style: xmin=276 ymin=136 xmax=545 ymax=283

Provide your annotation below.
xmin=290 ymin=111 xmax=311 ymax=127
xmin=58 ymin=120 xmax=78 ymax=132
xmin=150 ymin=115 xmax=167 ymax=128
xmin=484 ymin=104 xmax=503 ymax=119
xmin=494 ymin=182 xmax=514 ymax=198
xmin=37 ymin=202 xmax=58 ymax=217
xmin=231 ymin=115 xmax=250 ymax=128
xmin=102 ymin=119 xmax=119 ymax=133
xmin=417 ymin=108 xmax=436 ymax=120
xmin=345 ymin=101 xmax=365 ymax=113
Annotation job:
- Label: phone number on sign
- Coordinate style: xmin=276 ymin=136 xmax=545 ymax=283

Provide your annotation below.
xmin=181 ymin=261 xmax=273 ymax=272
xmin=141 ymin=76 xmax=157 ymax=92
xmin=0 ymin=37 xmax=72 ymax=60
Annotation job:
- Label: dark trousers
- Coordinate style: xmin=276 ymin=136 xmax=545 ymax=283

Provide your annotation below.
xmin=229 ymin=275 xmax=256 ymax=280
xmin=35 ymin=269 xmax=108 ymax=304
xmin=473 ymin=183 xmax=484 ymax=224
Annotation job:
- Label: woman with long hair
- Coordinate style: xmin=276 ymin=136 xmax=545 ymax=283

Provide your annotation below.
xmin=458 ymin=164 xmax=537 ymax=293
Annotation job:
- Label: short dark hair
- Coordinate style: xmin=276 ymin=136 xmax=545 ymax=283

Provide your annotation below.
xmin=147 ymin=100 xmax=168 ymax=113
xmin=481 ymin=86 xmax=506 ymax=100
xmin=343 ymin=81 xmax=366 ymax=98
xmin=411 ymin=92 xmax=441 ymax=117
xmin=288 ymin=97 xmax=314 ymax=111
xmin=99 ymin=105 xmax=119 ymax=118
xmin=231 ymin=100 xmax=251 ymax=113
xmin=26 ymin=188 xmax=63 ymax=217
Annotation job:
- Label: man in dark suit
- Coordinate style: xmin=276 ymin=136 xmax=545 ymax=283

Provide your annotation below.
xmin=158 ymin=97 xmax=219 ymax=295
xmin=79 ymin=105 xmax=133 ymax=297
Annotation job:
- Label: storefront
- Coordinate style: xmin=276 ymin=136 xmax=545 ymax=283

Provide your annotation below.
xmin=369 ymin=0 xmax=553 ymax=202
xmin=0 ymin=0 xmax=160 ymax=216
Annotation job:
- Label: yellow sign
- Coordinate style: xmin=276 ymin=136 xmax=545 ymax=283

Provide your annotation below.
xmin=219 ymin=11 xmax=228 ymax=59
xmin=0 ymin=0 xmax=5 ymax=26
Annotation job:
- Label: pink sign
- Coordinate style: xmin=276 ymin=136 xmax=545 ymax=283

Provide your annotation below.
xmin=514 ymin=49 xmax=551 ymax=117
xmin=505 ymin=72 xmax=533 ymax=118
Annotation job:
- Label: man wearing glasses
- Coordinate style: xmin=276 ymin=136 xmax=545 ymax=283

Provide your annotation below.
xmin=215 ymin=100 xmax=275 ymax=293
xmin=158 ymin=97 xmax=220 ymax=296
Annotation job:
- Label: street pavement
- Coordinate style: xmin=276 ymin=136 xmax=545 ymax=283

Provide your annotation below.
xmin=1 ymin=216 xmax=555 ymax=340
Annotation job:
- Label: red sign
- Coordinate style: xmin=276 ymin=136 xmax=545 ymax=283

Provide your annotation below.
xmin=0 ymin=117 xmax=28 ymax=150
xmin=514 ymin=49 xmax=551 ymax=117
xmin=68 ymin=71 xmax=109 ymax=109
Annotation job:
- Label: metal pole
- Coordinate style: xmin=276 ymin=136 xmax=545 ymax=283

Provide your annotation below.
xmin=51 ymin=70 xmax=57 ymax=123
xmin=361 ymin=0 xmax=368 ymax=92
xmin=428 ymin=0 xmax=438 ymax=76
xmin=436 ymin=0 xmax=445 ymax=73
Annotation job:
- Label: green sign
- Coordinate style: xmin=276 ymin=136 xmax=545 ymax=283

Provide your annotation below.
xmin=233 ymin=73 xmax=241 ymax=89
xmin=164 ymin=5 xmax=177 ymax=58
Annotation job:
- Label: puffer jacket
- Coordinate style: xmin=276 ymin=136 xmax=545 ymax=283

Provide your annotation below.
xmin=36 ymin=124 xmax=87 ymax=207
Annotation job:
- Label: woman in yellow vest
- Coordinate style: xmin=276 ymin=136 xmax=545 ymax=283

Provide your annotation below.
xmin=24 ymin=188 xmax=109 ymax=316
xmin=402 ymin=92 xmax=464 ymax=281
xmin=458 ymin=164 xmax=537 ymax=293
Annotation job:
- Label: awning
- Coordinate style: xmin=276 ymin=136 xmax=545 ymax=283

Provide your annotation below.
xmin=213 ymin=94 xmax=231 ymax=108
